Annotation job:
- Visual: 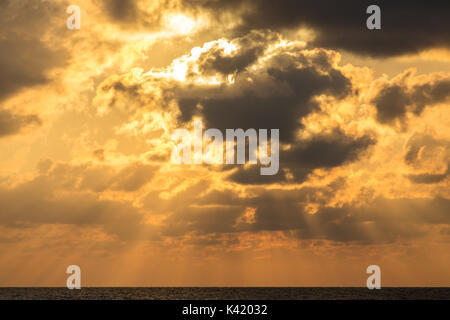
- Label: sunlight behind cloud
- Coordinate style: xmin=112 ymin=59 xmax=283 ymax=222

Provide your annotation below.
xmin=164 ymin=13 xmax=199 ymax=35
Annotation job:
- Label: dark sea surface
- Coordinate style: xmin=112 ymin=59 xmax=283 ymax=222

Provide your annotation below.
xmin=0 ymin=287 xmax=449 ymax=300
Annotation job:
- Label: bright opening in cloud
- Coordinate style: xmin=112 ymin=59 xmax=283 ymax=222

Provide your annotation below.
xmin=164 ymin=13 xmax=198 ymax=35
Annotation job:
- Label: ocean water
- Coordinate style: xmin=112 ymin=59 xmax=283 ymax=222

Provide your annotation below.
xmin=0 ymin=287 xmax=449 ymax=300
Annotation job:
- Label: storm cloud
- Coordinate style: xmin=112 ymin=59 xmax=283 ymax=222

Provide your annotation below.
xmin=183 ymin=0 xmax=450 ymax=57
xmin=174 ymin=44 xmax=352 ymax=143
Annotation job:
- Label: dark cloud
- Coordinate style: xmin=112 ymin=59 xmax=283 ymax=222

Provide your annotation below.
xmin=199 ymin=46 xmax=260 ymax=75
xmin=102 ymin=42 xmax=353 ymax=146
xmin=0 ymin=0 xmax=67 ymax=101
xmin=161 ymin=205 xmax=243 ymax=237
xmin=100 ymin=0 xmax=178 ymax=30
xmin=404 ymin=134 xmax=449 ymax=167
xmin=404 ymin=134 xmax=434 ymax=165
xmin=254 ymin=195 xmax=450 ymax=243
xmin=0 ymin=175 xmax=157 ymax=240
xmin=228 ymin=166 xmax=289 ymax=185
xmin=93 ymin=149 xmax=105 ymax=161
xmin=102 ymin=39 xmax=374 ymax=185
xmin=0 ymin=109 xmax=41 ymax=138
xmin=407 ymin=171 xmax=448 ymax=184
xmin=0 ymin=38 xmax=63 ymax=101
xmin=373 ymin=79 xmax=450 ymax=124
xmin=195 ymin=31 xmax=278 ymax=75
xmin=176 ymin=48 xmax=352 ymax=143
xmin=156 ymin=179 xmax=450 ymax=244
xmin=403 ymin=134 xmax=450 ymax=183
xmin=229 ymin=130 xmax=375 ymax=184
xmin=372 ymin=85 xmax=410 ymax=124
xmin=283 ymin=130 xmax=375 ymax=169
xmin=184 ymin=0 xmax=450 ymax=57
xmin=102 ymin=0 xmax=138 ymax=22
xmin=257 ymin=196 xmax=450 ymax=243
xmin=406 ymin=163 xmax=450 ymax=184
xmin=97 ymin=75 xmax=162 ymax=111
xmin=166 ymin=44 xmax=368 ymax=184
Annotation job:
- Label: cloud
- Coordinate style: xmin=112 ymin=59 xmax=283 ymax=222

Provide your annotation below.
xmin=183 ymin=0 xmax=450 ymax=57
xmin=112 ymin=162 xmax=159 ymax=192
xmin=250 ymin=195 xmax=450 ymax=244
xmin=407 ymin=168 xmax=449 ymax=184
xmin=87 ymin=26 xmax=449 ymax=249
xmin=155 ymin=180 xmax=450 ymax=244
xmin=100 ymin=0 xmax=181 ymax=30
xmin=403 ymin=133 xmax=450 ymax=181
xmin=102 ymin=0 xmax=139 ymax=23
xmin=229 ymin=129 xmax=375 ymax=184
xmin=47 ymin=161 xmax=160 ymax=193
xmin=194 ymin=31 xmax=278 ymax=75
xmin=0 ymin=109 xmax=42 ymax=138
xmin=97 ymin=35 xmax=382 ymax=185
xmin=404 ymin=133 xmax=450 ymax=184
xmin=0 ymin=0 xmax=449 ymax=288
xmin=161 ymin=205 xmax=243 ymax=237
xmin=404 ymin=134 xmax=448 ymax=165
xmin=372 ymin=73 xmax=450 ymax=124
xmin=93 ymin=149 xmax=105 ymax=161
xmin=95 ymin=35 xmax=355 ymax=149
xmin=283 ymin=130 xmax=375 ymax=169
xmin=174 ymin=44 xmax=352 ymax=143
xmin=0 ymin=162 xmax=159 ymax=240
xmin=0 ymin=0 xmax=67 ymax=101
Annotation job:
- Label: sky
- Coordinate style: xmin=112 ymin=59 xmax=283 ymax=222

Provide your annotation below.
xmin=0 ymin=0 xmax=449 ymax=287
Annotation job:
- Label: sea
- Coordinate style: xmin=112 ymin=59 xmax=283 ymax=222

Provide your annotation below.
xmin=0 ymin=287 xmax=449 ymax=300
